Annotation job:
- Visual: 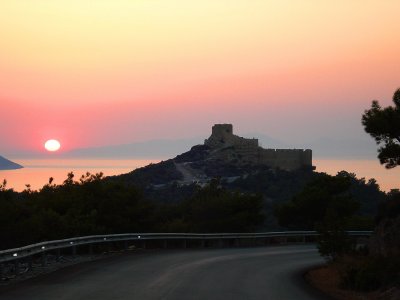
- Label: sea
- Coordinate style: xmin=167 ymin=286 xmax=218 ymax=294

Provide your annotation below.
xmin=0 ymin=158 xmax=398 ymax=193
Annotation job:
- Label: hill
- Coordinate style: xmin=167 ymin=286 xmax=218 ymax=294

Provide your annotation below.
xmin=0 ymin=155 xmax=23 ymax=170
xmin=111 ymin=125 xmax=385 ymax=229
xmin=112 ymin=123 xmax=314 ymax=191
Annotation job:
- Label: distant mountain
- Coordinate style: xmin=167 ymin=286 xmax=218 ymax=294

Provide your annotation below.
xmin=62 ymin=138 xmax=204 ymax=159
xmin=61 ymin=133 xmax=290 ymax=159
xmin=295 ymin=137 xmax=377 ymax=159
xmin=241 ymin=132 xmax=290 ymax=149
xmin=5 ymin=131 xmax=376 ymax=160
xmin=0 ymin=156 xmax=23 ymax=170
xmin=105 ymin=135 xmax=375 ymax=160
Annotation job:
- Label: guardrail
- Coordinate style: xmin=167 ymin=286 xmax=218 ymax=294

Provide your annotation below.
xmin=0 ymin=231 xmax=372 ymax=265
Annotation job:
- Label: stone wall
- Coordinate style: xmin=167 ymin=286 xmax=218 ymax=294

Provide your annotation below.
xmin=259 ymin=148 xmax=312 ymax=170
xmin=204 ymin=124 xmax=312 ymax=171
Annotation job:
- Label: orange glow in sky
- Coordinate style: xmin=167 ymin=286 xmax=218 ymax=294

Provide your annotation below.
xmin=1 ymin=0 xmax=400 ymax=155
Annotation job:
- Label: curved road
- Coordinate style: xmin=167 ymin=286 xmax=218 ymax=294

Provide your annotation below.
xmin=0 ymin=245 xmax=329 ymax=300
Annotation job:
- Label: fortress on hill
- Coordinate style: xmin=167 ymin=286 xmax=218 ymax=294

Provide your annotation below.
xmin=204 ymin=124 xmax=312 ymax=171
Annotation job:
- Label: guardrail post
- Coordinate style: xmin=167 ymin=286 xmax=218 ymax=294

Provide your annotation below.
xmin=218 ymin=239 xmax=223 ymax=248
xmin=89 ymin=244 xmax=93 ymax=255
xmin=182 ymin=239 xmax=187 ymax=249
xmin=72 ymin=246 xmax=77 ymax=256
xmin=162 ymin=240 xmax=168 ymax=249
xmin=200 ymin=239 xmax=205 ymax=248
xmin=234 ymin=238 xmax=239 ymax=247
xmin=56 ymin=248 xmax=61 ymax=261
xmin=0 ymin=263 xmax=4 ymax=278
xmin=124 ymin=241 xmax=128 ymax=250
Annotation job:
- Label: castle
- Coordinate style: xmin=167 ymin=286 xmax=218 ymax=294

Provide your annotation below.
xmin=204 ymin=124 xmax=312 ymax=171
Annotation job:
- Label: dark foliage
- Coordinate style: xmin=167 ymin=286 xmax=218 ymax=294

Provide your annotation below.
xmin=178 ymin=179 xmax=265 ymax=233
xmin=110 ymin=159 xmax=183 ymax=186
xmin=335 ymin=91 xmax=400 ymax=292
xmin=362 ymin=88 xmax=400 ymax=168
xmin=376 ymin=189 xmax=400 ymax=223
xmin=273 ymin=171 xmax=380 ymax=259
xmin=275 ymin=173 xmax=360 ymax=230
xmin=0 ymin=173 xmax=155 ymax=249
xmin=112 ymin=159 xmax=383 ymax=230
xmin=144 ymin=182 xmax=199 ymax=204
xmin=0 ymin=173 xmax=265 ymax=250
xmin=340 ymin=256 xmax=400 ymax=292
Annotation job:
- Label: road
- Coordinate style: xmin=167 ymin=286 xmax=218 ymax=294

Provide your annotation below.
xmin=174 ymin=162 xmax=201 ymax=183
xmin=0 ymin=245 xmax=329 ymax=300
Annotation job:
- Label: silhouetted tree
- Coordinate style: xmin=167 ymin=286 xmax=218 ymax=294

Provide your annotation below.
xmin=275 ymin=173 xmax=361 ymax=260
xmin=179 ymin=179 xmax=265 ymax=232
xmin=0 ymin=179 xmax=7 ymax=191
xmin=275 ymin=173 xmax=359 ymax=230
xmin=362 ymin=88 xmax=400 ymax=168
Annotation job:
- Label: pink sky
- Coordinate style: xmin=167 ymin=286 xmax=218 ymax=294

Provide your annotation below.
xmin=1 ymin=1 xmax=400 ymax=156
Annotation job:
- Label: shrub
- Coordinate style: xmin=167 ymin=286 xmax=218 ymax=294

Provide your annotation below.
xmin=340 ymin=257 xmax=400 ymax=291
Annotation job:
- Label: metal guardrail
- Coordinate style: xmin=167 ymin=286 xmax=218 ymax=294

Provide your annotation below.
xmin=0 ymin=231 xmax=372 ymax=264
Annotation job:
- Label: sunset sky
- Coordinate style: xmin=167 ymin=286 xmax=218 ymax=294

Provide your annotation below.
xmin=1 ymin=0 xmax=400 ymax=156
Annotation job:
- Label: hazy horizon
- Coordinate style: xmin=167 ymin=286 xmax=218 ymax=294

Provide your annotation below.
xmin=2 ymin=128 xmax=379 ymax=161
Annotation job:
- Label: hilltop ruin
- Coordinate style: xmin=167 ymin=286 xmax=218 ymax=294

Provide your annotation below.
xmin=204 ymin=124 xmax=312 ymax=171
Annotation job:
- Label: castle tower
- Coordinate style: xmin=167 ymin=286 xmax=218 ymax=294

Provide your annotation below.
xmin=205 ymin=124 xmax=234 ymax=147
xmin=211 ymin=124 xmax=233 ymax=139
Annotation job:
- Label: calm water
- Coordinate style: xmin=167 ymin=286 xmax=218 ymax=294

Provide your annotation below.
xmin=0 ymin=159 xmax=158 ymax=192
xmin=0 ymin=158 xmax=398 ymax=192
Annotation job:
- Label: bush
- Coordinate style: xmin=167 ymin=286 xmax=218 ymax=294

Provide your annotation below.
xmin=340 ymin=257 xmax=400 ymax=291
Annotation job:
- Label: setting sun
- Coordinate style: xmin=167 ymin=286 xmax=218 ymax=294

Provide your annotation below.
xmin=44 ymin=139 xmax=61 ymax=152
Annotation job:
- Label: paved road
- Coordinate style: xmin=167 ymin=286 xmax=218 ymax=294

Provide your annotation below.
xmin=0 ymin=245 xmax=329 ymax=300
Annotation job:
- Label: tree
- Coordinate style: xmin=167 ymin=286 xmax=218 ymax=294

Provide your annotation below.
xmin=362 ymin=88 xmax=400 ymax=168
xmin=275 ymin=173 xmax=360 ymax=260
xmin=275 ymin=173 xmax=358 ymax=230
xmin=181 ymin=179 xmax=265 ymax=232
